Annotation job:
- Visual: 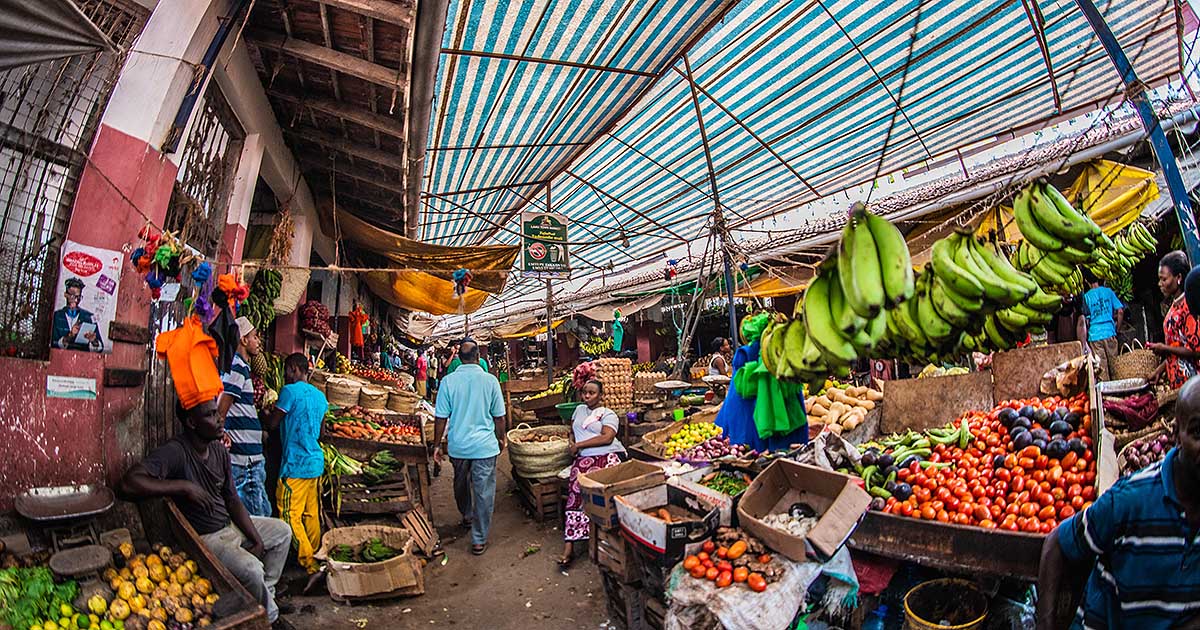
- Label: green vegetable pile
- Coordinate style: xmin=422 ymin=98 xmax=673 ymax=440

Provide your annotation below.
xmin=700 ymin=471 xmax=751 ymax=496
xmin=327 ymin=538 xmax=402 ymax=564
xmin=361 ymin=451 xmax=401 ymax=486
xmin=0 ymin=567 xmax=79 ymax=630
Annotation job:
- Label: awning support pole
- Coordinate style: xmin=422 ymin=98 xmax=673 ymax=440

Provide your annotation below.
xmin=682 ymin=53 xmax=738 ymax=343
xmin=545 ymin=279 xmax=554 ymax=387
xmin=1075 ymin=0 xmax=1200 ymax=261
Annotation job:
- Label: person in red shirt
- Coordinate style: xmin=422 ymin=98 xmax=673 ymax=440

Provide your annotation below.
xmin=416 ymin=349 xmax=429 ymax=399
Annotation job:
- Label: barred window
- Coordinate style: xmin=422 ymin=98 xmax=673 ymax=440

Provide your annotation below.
xmin=0 ymin=0 xmax=148 ymax=359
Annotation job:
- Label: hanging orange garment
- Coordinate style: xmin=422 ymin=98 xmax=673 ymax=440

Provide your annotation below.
xmin=156 ymin=314 xmax=222 ymax=409
xmin=348 ymin=308 xmax=367 ymax=348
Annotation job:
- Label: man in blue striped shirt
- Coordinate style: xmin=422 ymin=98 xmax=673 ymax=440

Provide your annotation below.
xmin=1038 ymin=375 xmax=1200 ymax=629
xmin=220 ymin=316 xmax=271 ymax=517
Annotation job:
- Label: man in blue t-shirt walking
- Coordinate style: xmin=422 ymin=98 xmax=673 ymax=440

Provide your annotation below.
xmin=1081 ymin=273 xmax=1124 ymax=381
xmin=432 ymin=339 xmax=506 ymax=555
xmin=220 ymin=317 xmax=270 ymax=516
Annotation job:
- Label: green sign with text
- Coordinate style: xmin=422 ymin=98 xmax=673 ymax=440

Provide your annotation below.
xmin=521 ymin=212 xmax=570 ymax=278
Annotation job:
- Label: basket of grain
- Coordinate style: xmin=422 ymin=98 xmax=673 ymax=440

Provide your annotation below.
xmin=507 ymin=422 xmax=571 ymax=478
xmin=326 ymin=377 xmax=362 ymax=407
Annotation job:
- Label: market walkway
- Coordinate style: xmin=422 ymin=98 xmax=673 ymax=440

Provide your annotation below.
xmin=286 ymin=463 xmax=611 ymax=629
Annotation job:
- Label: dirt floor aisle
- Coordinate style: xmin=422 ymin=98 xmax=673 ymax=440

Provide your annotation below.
xmin=286 ymin=463 xmax=611 ymax=629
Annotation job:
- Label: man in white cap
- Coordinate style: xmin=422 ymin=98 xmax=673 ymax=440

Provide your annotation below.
xmin=219 ymin=316 xmax=270 ymax=516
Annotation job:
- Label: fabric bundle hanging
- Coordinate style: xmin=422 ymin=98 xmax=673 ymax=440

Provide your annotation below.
xmin=156 ymin=314 xmax=222 ymax=409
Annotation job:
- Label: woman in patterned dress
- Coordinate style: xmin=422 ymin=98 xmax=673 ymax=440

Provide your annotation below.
xmin=558 ymin=379 xmax=626 ymax=569
xmin=1149 ymin=251 xmax=1200 ymax=389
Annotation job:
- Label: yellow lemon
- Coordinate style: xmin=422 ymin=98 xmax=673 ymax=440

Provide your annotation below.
xmin=117 ymin=582 xmax=136 ymax=602
xmin=135 ymin=577 xmax=154 ymax=595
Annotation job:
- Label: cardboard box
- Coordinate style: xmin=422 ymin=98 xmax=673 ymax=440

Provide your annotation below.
xmin=737 ymin=459 xmax=871 ymax=563
xmin=667 ymin=464 xmax=752 ymax=527
xmin=579 ymin=460 xmax=666 ymax=529
xmin=615 ymin=484 xmax=720 ymax=564
xmin=314 ymin=525 xmax=424 ymax=599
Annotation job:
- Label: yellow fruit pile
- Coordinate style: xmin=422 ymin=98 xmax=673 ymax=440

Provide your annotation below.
xmin=27 ymin=604 xmax=106 ymax=630
xmin=663 ymin=423 xmax=722 ymax=457
xmin=104 ymin=544 xmax=218 ymax=630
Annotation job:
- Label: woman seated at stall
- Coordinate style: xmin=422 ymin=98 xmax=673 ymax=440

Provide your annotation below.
xmin=1149 ymin=250 xmax=1200 ymax=390
xmin=559 ymin=379 xmax=626 ymax=569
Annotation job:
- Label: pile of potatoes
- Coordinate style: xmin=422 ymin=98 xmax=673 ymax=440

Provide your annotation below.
xmin=805 ymin=385 xmax=882 ymax=434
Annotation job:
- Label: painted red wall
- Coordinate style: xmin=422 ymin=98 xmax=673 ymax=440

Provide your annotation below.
xmin=0 ymin=125 xmax=179 ymax=511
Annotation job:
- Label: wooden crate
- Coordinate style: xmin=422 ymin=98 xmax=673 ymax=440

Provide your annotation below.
xmin=511 ymin=469 xmax=564 ymax=523
xmin=588 ymin=522 xmax=639 ymax=583
xmin=601 ymin=568 xmax=648 ymax=630
xmin=322 ymin=433 xmax=433 ymax=516
xmin=336 ymin=470 xmax=414 ymax=515
xmin=643 ymin=594 xmax=667 ymax=630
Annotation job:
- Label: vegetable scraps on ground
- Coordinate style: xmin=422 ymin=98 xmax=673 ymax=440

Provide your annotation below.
xmin=851 ymin=392 xmax=1097 ymax=533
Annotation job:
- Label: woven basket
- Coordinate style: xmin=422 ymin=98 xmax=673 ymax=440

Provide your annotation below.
xmin=273 ymin=268 xmax=310 ymax=315
xmin=387 ymin=390 xmax=420 ymax=414
xmin=1111 ymin=340 xmax=1159 ymax=382
xmin=326 ymin=377 xmax=362 ymax=407
xmin=1117 ymin=424 xmax=1172 ymax=475
xmin=507 ymin=423 xmax=571 ymax=478
xmin=1156 ymin=386 xmax=1179 ymax=408
xmin=310 ymin=370 xmax=330 ymax=388
xmin=359 ymin=386 xmax=388 ymax=410
xmin=1112 ymin=418 xmax=1167 ymax=450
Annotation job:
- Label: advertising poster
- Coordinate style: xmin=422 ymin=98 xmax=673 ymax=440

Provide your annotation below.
xmin=49 ymin=240 xmax=121 ymax=353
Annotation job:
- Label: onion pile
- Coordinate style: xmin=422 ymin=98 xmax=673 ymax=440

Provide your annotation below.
xmin=1121 ymin=432 xmax=1175 ymax=475
xmin=301 ymin=300 xmax=332 ymax=336
xmin=675 ymin=437 xmax=751 ymax=462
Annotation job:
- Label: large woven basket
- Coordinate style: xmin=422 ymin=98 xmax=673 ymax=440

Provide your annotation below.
xmin=387 ymin=389 xmax=420 ymax=414
xmin=310 ymin=370 xmax=330 ymax=388
xmin=507 ymin=422 xmax=571 ymax=478
xmin=1111 ymin=340 xmax=1159 ymax=381
xmin=1112 ymin=418 xmax=1167 ymax=450
xmin=359 ymin=386 xmax=388 ymax=410
xmin=326 ymin=377 xmax=362 ymax=407
xmin=273 ymin=268 xmax=311 ymax=315
xmin=1117 ymin=423 xmax=1173 ymax=475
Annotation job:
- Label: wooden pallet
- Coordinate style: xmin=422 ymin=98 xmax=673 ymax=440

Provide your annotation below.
xmin=589 ymin=522 xmax=639 ymax=583
xmin=511 ymin=469 xmax=564 ymax=523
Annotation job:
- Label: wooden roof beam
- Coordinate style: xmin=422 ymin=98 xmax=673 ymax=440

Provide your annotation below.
xmin=247 ymin=28 xmax=407 ymax=89
xmin=267 ymin=88 xmax=406 ymax=137
xmin=319 ymin=0 xmax=413 ymax=27
xmin=298 ymin=157 xmax=406 ymax=195
xmin=284 ymin=127 xmax=405 ymax=170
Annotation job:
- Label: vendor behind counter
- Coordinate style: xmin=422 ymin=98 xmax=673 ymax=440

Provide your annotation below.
xmin=716 ymin=314 xmax=808 ymax=452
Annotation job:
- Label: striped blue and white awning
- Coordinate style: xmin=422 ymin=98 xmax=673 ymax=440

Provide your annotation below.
xmin=422 ymin=0 xmax=1181 ymax=298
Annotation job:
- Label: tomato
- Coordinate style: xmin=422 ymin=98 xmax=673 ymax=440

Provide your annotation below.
xmin=1050 ymin=487 xmax=1066 ymax=502
xmin=954 ymin=513 xmax=970 ymax=525
xmin=1040 ymin=522 xmax=1054 ymax=534
xmin=979 ymin=519 xmax=996 ymax=529
xmin=748 ymin=573 xmax=767 ymax=592
xmin=1004 ymin=521 xmax=1020 ymax=532
xmin=1019 ymin=445 xmax=1041 ymax=459
xmin=689 ymin=565 xmax=707 ymax=579
xmin=945 ymin=496 xmax=961 ymax=512
xmin=990 ymin=504 xmax=1004 ymax=519
xmin=1038 ymin=505 xmax=1057 ymax=521
xmin=733 ymin=567 xmax=749 ymax=583
xmin=936 ymin=510 xmax=950 ymax=523
xmin=1082 ymin=486 xmax=1097 ymax=501
xmin=985 ymin=434 xmax=1001 ymax=448
xmin=1070 ymin=496 xmax=1085 ymax=510
xmin=698 ymin=552 xmax=710 ymax=562
xmin=717 ymin=561 xmax=733 ymax=573
xmin=958 ymin=501 xmax=975 ymax=516
xmin=704 ymin=559 xmax=714 ymax=569
xmin=932 ymin=500 xmax=945 ymax=512
xmin=758 ymin=554 xmax=772 ymax=564
xmin=716 ymin=571 xmax=733 ymax=588
xmin=1048 ymin=466 xmax=1063 ymax=484
xmin=1018 ymin=457 xmax=1036 ymax=470
xmin=1031 ymin=470 xmax=1046 ymax=483
xmin=683 ymin=556 xmax=700 ymax=571
xmin=914 ymin=487 xmax=932 ymax=504
xmin=1061 ymin=451 xmax=1078 ymax=469
xmin=936 ymin=487 xmax=952 ymax=502
xmin=1083 ymin=449 xmax=1094 ymax=463
xmin=705 ymin=567 xmax=719 ymax=581
xmin=974 ymin=505 xmax=991 ymax=521
xmin=702 ymin=541 xmax=715 ymax=553
xmin=1023 ymin=519 xmax=1042 ymax=533
xmin=1066 ymin=484 xmax=1083 ymax=498
xmin=897 ymin=468 xmax=911 ymax=481
xmin=717 ymin=547 xmax=728 ymax=559
xmin=1059 ymin=505 xmax=1076 ymax=520
xmin=920 ymin=505 xmax=936 ymax=520
xmin=1020 ymin=503 xmax=1037 ymax=518
xmin=899 ymin=502 xmax=914 ymax=517
xmin=1037 ymin=492 xmax=1055 ymax=507
xmin=1011 ymin=475 xmax=1026 ymax=493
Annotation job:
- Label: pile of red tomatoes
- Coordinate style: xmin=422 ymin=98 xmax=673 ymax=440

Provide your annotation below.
xmin=878 ymin=392 xmax=1097 ymax=534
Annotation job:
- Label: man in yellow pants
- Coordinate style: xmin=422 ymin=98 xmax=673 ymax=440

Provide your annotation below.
xmin=265 ymin=353 xmax=326 ymax=590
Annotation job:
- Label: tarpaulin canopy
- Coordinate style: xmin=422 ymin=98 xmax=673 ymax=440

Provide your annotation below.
xmin=491 ymin=318 xmax=565 ymax=340
xmin=422 ymin=0 xmax=1180 ymax=307
xmin=0 ymin=0 xmax=114 ymax=71
xmin=319 ymin=200 xmax=519 ymax=315
xmin=735 ymin=267 xmax=812 ymax=298
xmin=572 ymin=293 xmax=664 ymax=322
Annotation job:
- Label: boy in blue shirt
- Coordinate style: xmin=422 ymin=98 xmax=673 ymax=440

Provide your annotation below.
xmin=1081 ymin=273 xmax=1124 ymax=381
xmin=265 ymin=353 xmax=326 ymax=584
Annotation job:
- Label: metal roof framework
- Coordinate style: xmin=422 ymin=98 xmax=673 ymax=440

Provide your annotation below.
xmin=421 ymin=0 xmax=1181 ymax=313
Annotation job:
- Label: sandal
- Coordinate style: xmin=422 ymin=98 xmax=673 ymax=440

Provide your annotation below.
xmin=471 ymin=543 xmax=487 ymax=555
xmin=556 ymin=555 xmax=575 ymax=571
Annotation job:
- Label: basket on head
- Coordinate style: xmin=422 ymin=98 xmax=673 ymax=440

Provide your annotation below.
xmin=273 ymin=268 xmax=311 ymax=315
xmin=326 ymin=377 xmax=362 ymax=407
xmin=1111 ymin=340 xmax=1159 ymax=382
xmin=506 ymin=423 xmax=571 ymax=479
xmin=359 ymin=386 xmax=388 ymax=410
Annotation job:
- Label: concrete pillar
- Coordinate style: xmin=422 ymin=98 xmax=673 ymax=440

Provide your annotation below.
xmin=220 ymin=133 xmax=264 ymax=268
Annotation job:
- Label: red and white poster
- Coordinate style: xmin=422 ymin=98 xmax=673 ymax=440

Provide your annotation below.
xmin=49 ymin=240 xmax=121 ymax=353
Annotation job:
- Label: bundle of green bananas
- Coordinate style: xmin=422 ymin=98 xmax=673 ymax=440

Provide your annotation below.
xmin=242 ymin=269 xmax=283 ymax=331
xmin=580 ymin=336 xmax=610 ymax=357
xmin=1010 ymin=180 xmax=1111 ymax=294
xmin=1086 ymin=222 xmax=1156 ymax=282
xmin=761 ymin=203 xmax=912 ymax=389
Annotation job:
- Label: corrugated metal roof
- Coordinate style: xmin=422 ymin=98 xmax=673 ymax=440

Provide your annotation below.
xmin=422 ymin=0 xmax=1181 ymax=297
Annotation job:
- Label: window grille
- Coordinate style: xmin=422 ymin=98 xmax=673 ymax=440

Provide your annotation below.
xmin=0 ymin=0 xmax=148 ymax=359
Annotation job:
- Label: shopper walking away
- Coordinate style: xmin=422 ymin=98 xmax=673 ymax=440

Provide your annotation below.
xmin=119 ymin=399 xmax=294 ymax=628
xmin=1036 ymin=374 xmax=1200 ymax=630
xmin=432 ymin=339 xmax=506 ymax=555
xmin=218 ymin=317 xmax=271 ymax=517
xmin=559 ymin=380 xmax=626 ymax=569
xmin=416 ymin=349 xmax=429 ymax=399
xmin=446 ymin=342 xmax=490 ymax=374
xmin=264 ymin=353 xmax=327 ymax=589
xmin=1150 ymin=251 xmax=1200 ymax=390
xmin=1080 ymin=272 xmax=1124 ymax=381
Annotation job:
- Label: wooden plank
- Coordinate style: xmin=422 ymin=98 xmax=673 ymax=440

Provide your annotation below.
xmin=880 ymin=370 xmax=994 ymax=435
xmin=104 ymin=368 xmax=146 ymax=388
xmin=108 ymin=321 xmax=152 ymax=344
xmin=991 ymin=341 xmax=1084 ymax=403
xmin=399 ymin=506 xmax=439 ymax=557
xmin=268 ymin=88 xmax=405 ymax=138
xmin=247 ymin=28 xmax=407 ymax=89
xmin=321 ymin=0 xmax=414 ymax=26
xmin=284 ymin=127 xmax=404 ymax=169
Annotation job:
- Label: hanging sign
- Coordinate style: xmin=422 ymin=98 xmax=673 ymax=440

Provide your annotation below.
xmin=520 ymin=212 xmax=570 ymax=279
xmin=49 ymin=240 xmax=121 ymax=353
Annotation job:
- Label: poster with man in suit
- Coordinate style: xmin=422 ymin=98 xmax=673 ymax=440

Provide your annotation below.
xmin=50 ymin=241 xmax=120 ymax=353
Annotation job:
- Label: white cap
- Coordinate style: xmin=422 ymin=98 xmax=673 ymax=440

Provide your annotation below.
xmin=235 ymin=316 xmax=255 ymax=339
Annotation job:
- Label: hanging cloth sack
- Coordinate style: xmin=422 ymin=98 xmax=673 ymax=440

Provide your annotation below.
xmin=156 ymin=314 xmax=222 ymax=409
